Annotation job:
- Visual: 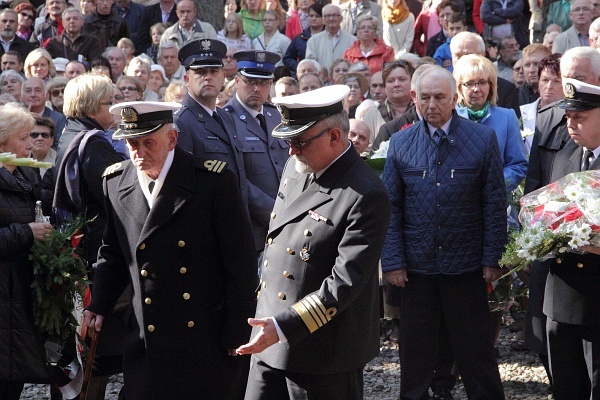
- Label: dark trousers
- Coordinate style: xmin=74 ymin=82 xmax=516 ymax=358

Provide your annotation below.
xmin=399 ymin=271 xmax=504 ymax=400
xmin=0 ymin=381 xmax=23 ymax=400
xmin=244 ymin=356 xmax=363 ymax=400
xmin=547 ymin=317 xmax=600 ymax=400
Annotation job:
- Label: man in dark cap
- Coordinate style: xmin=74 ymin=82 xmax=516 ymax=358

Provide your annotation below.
xmin=174 ymin=39 xmax=247 ymax=202
xmin=236 ymin=85 xmax=391 ymax=399
xmin=543 ymin=78 xmax=600 ymax=400
xmin=223 ymin=50 xmax=289 ymax=264
xmin=82 ymin=101 xmax=257 ymax=400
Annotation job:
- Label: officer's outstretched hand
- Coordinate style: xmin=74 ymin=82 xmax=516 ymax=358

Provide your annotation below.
xmin=236 ymin=318 xmax=278 ymax=355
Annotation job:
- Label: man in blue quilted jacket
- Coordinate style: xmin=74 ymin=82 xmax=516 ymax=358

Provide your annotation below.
xmin=381 ymin=65 xmax=507 ymax=400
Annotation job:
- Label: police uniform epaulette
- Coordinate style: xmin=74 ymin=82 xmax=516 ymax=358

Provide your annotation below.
xmin=264 ymin=102 xmax=277 ymax=109
xmin=173 ymin=105 xmax=187 ymax=116
xmin=102 ymin=161 xmax=128 ymax=177
xmin=197 ymin=158 xmax=228 ymax=173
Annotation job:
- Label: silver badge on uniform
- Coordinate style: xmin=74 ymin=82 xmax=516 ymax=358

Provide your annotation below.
xmin=300 ymin=247 xmax=310 ymax=262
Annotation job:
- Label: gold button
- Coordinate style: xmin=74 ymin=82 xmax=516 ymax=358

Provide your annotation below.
xmin=304 ymin=229 xmax=311 ymax=236
xmin=140 ymin=269 xmax=148 ymax=277
xmin=577 ymin=263 xmax=584 ymax=268
xmin=263 ymin=259 xmax=269 ymax=268
xmin=180 ymin=267 xmax=187 ymax=274
xmin=283 ymin=271 xmax=290 ymax=277
xmin=139 ymin=243 xmax=146 ymax=250
xmin=262 ymin=281 xmax=267 ymax=289
xmin=278 ymin=292 xmax=285 ymax=300
xmin=287 ymin=248 xmax=294 ymax=255
xmin=267 ymin=237 xmax=273 ymax=245
xmin=271 ymin=212 xmax=276 ymax=219
xmin=183 ymin=292 xmax=190 ymax=300
xmin=144 ymin=297 xmax=152 ymax=305
xmin=556 ymin=258 xmax=562 ymax=264
xmin=178 ymin=240 xmax=185 ymax=247
xmin=147 ymin=325 xmax=155 ymax=332
xmin=187 ymin=321 xmax=195 ymax=328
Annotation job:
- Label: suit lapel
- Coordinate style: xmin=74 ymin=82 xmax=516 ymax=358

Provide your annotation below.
xmin=117 ymin=164 xmax=149 ymax=235
xmin=138 ymin=148 xmax=195 ymax=244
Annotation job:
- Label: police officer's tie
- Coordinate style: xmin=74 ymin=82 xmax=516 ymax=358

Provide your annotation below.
xmin=257 ymin=113 xmax=268 ymax=135
xmin=212 ymin=111 xmax=224 ymax=131
xmin=582 ymin=149 xmax=594 ymax=171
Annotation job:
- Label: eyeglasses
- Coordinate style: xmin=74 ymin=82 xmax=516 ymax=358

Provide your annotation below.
xmin=284 ymin=127 xmax=331 ymax=150
xmin=323 ymin=13 xmax=341 ymax=19
xmin=20 ymin=12 xmax=35 ymax=20
xmin=119 ymin=86 xmax=138 ymax=91
xmin=357 ymin=25 xmax=375 ymax=31
xmin=30 ymin=132 xmax=52 ymax=139
xmin=571 ymin=6 xmax=592 ymax=12
xmin=238 ymin=75 xmax=271 ymax=87
xmin=50 ymin=88 xmax=64 ymax=97
xmin=461 ymin=80 xmax=490 ymax=89
xmin=101 ymin=101 xmax=113 ymax=106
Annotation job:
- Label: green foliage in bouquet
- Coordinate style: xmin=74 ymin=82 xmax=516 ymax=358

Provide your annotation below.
xmin=29 ymin=218 xmax=90 ymax=340
xmin=499 ymin=226 xmax=571 ymax=276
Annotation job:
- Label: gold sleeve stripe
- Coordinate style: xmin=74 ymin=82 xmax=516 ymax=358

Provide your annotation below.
xmin=310 ymin=294 xmax=331 ymax=321
xmin=305 ymin=295 xmax=327 ymax=326
xmin=292 ymin=302 xmax=319 ymax=333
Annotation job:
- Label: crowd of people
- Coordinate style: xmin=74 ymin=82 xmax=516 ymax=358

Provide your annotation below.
xmin=0 ymin=0 xmax=599 ymax=398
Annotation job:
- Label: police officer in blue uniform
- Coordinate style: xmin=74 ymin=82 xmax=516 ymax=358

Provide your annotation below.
xmin=174 ymin=39 xmax=248 ymax=204
xmin=223 ymin=50 xmax=289 ymax=255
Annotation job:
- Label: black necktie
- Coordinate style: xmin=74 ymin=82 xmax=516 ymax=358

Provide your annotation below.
xmin=302 ymin=174 xmax=315 ymax=191
xmin=257 ymin=113 xmax=268 ymax=135
xmin=213 ymin=111 xmax=224 ymax=130
xmin=148 ymin=181 xmax=155 ymax=194
xmin=582 ymin=149 xmax=594 ymax=171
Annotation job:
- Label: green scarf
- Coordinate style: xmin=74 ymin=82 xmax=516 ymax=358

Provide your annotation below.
xmin=467 ymin=101 xmax=490 ymax=122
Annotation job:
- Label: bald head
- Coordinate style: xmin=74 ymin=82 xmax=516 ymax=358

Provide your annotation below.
xmin=348 ymin=119 xmax=370 ymax=153
xmin=450 ymin=32 xmax=486 ymax=65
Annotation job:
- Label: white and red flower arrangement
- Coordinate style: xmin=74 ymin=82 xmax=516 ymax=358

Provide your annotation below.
xmin=500 ymin=170 xmax=600 ymax=273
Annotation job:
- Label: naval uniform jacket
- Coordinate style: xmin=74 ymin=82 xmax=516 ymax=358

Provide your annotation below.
xmin=223 ymin=97 xmax=289 ymax=251
xmin=175 ymin=94 xmax=248 ymax=206
xmin=253 ymin=147 xmax=391 ymax=374
xmin=87 ymin=147 xmax=258 ymax=398
xmin=544 ymin=140 xmax=600 ymax=327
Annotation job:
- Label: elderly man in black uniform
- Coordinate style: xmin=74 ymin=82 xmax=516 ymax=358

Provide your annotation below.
xmin=545 ymin=78 xmax=600 ymax=400
xmin=82 ymin=101 xmax=258 ymax=400
xmin=223 ymin=50 xmax=289 ymax=261
xmin=175 ymin=39 xmax=247 ymax=203
xmin=236 ymin=85 xmax=391 ymax=399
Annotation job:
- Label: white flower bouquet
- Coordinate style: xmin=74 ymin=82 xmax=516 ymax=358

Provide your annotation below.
xmin=500 ymin=170 xmax=600 ymax=273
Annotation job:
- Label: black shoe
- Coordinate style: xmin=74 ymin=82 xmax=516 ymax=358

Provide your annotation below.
xmin=431 ymin=389 xmax=454 ymax=400
xmin=388 ymin=319 xmax=400 ymax=343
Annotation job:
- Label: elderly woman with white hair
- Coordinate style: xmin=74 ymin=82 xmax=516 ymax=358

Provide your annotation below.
xmin=126 ymin=56 xmax=159 ymax=101
xmin=0 ymin=70 xmax=25 ymax=102
xmin=0 ymin=105 xmax=54 ymax=400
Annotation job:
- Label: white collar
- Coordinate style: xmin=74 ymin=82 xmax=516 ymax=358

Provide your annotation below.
xmin=236 ymin=93 xmax=263 ymax=118
xmin=137 ymin=149 xmax=175 ymax=208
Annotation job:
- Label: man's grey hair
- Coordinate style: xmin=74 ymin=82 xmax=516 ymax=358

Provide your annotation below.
xmin=127 ymin=56 xmax=152 ymax=75
xmin=62 ymin=7 xmax=83 ymax=19
xmin=158 ymin=42 xmax=180 ymax=59
xmin=415 ymin=66 xmax=456 ymax=98
xmin=450 ymin=31 xmax=486 ymax=55
xmin=411 ymin=64 xmax=436 ymax=90
xmin=297 ymin=58 xmax=321 ymax=73
xmin=561 ymin=46 xmax=600 ymax=80
xmin=590 ymin=17 xmax=600 ymax=33
xmin=102 ymin=46 xmax=125 ymax=60
xmin=298 ymin=72 xmax=324 ymax=88
xmin=348 ymin=61 xmax=369 ymax=74
xmin=323 ymin=111 xmax=350 ymax=138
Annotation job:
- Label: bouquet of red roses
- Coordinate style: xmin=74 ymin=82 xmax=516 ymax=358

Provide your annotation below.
xmin=500 ymin=170 xmax=600 ymax=273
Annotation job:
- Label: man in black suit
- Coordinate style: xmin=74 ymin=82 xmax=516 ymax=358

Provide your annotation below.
xmin=135 ymin=0 xmax=178 ymax=56
xmin=0 ymin=9 xmax=35 ymax=62
xmin=83 ymin=101 xmax=258 ymax=400
xmin=175 ymin=39 xmax=247 ymax=205
xmin=237 ymin=85 xmax=391 ymax=399
xmin=544 ymin=78 xmax=600 ymax=400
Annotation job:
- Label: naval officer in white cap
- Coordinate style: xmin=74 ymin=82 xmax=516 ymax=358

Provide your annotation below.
xmin=83 ymin=101 xmax=258 ymax=400
xmin=236 ymin=86 xmax=391 ymax=399
xmin=543 ymin=78 xmax=600 ymax=400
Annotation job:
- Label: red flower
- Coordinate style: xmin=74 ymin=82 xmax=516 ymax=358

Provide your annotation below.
xmin=562 ymin=206 xmax=583 ymax=222
xmin=71 ymin=230 xmax=83 ymax=248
